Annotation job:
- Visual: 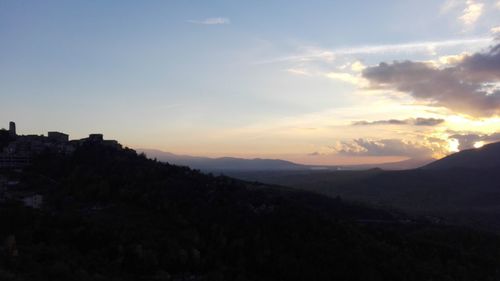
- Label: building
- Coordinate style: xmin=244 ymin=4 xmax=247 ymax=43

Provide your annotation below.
xmin=9 ymin=121 xmax=16 ymax=137
xmin=88 ymin=134 xmax=104 ymax=142
xmin=76 ymin=134 xmax=121 ymax=149
xmin=48 ymin=131 xmax=69 ymax=142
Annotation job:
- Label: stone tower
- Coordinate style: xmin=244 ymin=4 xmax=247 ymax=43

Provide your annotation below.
xmin=9 ymin=121 xmax=16 ymax=137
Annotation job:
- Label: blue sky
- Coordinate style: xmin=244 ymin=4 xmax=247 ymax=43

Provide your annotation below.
xmin=1 ymin=0 xmax=499 ymax=164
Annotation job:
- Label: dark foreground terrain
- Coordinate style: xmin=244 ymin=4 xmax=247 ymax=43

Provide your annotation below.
xmin=227 ymin=142 xmax=500 ymax=231
xmin=2 ymin=143 xmax=500 ymax=280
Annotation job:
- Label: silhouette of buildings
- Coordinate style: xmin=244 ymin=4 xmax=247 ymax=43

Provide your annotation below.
xmin=81 ymin=133 xmax=121 ymax=149
xmin=88 ymin=134 xmax=104 ymax=142
xmin=0 ymin=121 xmax=122 ymax=210
xmin=0 ymin=121 xmax=120 ymax=168
xmin=48 ymin=131 xmax=69 ymax=142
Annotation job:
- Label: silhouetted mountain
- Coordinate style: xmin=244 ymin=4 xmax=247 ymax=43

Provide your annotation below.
xmin=138 ymin=149 xmax=431 ymax=171
xmin=228 ymin=143 xmax=500 ymax=230
xmin=423 ymin=141 xmax=500 ymax=170
xmin=138 ymin=149 xmax=309 ymax=171
xmin=2 ymin=142 xmax=500 ymax=280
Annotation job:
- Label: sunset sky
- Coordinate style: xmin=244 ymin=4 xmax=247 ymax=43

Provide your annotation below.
xmin=1 ymin=0 xmax=500 ymax=164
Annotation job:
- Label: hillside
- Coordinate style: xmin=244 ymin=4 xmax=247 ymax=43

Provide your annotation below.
xmin=423 ymin=142 xmax=500 ymax=170
xmin=227 ymin=142 xmax=500 ymax=230
xmin=1 ymin=143 xmax=500 ymax=280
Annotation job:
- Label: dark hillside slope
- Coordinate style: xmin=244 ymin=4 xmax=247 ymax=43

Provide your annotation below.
xmin=424 ymin=141 xmax=500 ymax=170
xmin=1 ymin=144 xmax=500 ymax=280
xmin=228 ymin=142 xmax=500 ymax=230
xmin=230 ymin=168 xmax=500 ymax=230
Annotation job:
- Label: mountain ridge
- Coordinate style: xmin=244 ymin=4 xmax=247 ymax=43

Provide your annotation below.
xmin=227 ymin=141 xmax=500 ymax=230
xmin=137 ymin=148 xmax=309 ymax=171
xmin=423 ymin=141 xmax=500 ymax=170
xmin=137 ymin=148 xmax=434 ymax=171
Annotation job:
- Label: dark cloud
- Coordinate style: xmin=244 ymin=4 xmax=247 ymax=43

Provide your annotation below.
xmin=352 ymin=117 xmax=444 ymax=126
xmin=450 ymin=133 xmax=481 ymax=150
xmin=337 ymin=139 xmax=434 ymax=158
xmin=413 ymin=117 xmax=445 ymax=126
xmin=362 ymin=44 xmax=500 ymax=117
xmin=450 ymin=132 xmax=500 ymax=150
xmin=459 ymin=44 xmax=500 ymax=81
xmin=352 ymin=119 xmax=407 ymax=126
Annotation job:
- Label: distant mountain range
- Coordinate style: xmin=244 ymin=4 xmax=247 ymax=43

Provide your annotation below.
xmin=137 ymin=148 xmax=434 ymax=171
xmin=138 ymin=149 xmax=309 ymax=171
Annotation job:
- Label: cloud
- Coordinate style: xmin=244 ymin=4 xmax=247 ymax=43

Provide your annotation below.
xmin=437 ymin=53 xmax=469 ymax=65
xmin=441 ymin=0 xmax=485 ymax=29
xmin=325 ymin=72 xmax=365 ymax=85
xmin=414 ymin=118 xmax=447 ymax=126
xmin=352 ymin=118 xmax=445 ymax=126
xmin=362 ymin=43 xmax=500 ymax=117
xmin=329 ymin=38 xmax=489 ymax=56
xmin=256 ymin=37 xmax=491 ymax=65
xmin=352 ymin=119 xmax=407 ymax=126
xmin=187 ymin=17 xmax=230 ymax=25
xmin=336 ymin=139 xmax=435 ymax=158
xmin=286 ymin=68 xmax=312 ymax=76
xmin=441 ymin=0 xmax=462 ymax=13
xmin=449 ymin=131 xmax=500 ymax=149
xmin=459 ymin=0 xmax=484 ymax=27
xmin=350 ymin=61 xmax=366 ymax=72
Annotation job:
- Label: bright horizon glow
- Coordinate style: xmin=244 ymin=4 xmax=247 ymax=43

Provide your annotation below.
xmin=474 ymin=141 xmax=485 ymax=148
xmin=1 ymin=0 xmax=499 ymax=165
xmin=448 ymin=139 xmax=460 ymax=153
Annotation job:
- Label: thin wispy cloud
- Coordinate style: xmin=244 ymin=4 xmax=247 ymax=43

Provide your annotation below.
xmin=352 ymin=118 xmax=445 ymax=127
xmin=187 ymin=17 xmax=230 ymax=25
xmin=333 ymin=37 xmax=490 ymax=55
xmin=256 ymin=37 xmax=492 ymax=64
xmin=286 ymin=68 xmax=312 ymax=76
xmin=441 ymin=0 xmax=461 ymax=14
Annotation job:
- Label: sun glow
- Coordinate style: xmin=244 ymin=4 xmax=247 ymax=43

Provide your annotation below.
xmin=448 ymin=139 xmax=460 ymax=152
xmin=446 ymin=116 xmax=500 ymax=133
xmin=473 ymin=141 xmax=485 ymax=148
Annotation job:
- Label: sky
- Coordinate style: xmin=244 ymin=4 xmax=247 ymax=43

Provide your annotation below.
xmin=1 ymin=0 xmax=500 ymax=165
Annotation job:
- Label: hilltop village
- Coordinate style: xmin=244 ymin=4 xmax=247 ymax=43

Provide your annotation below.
xmin=0 ymin=121 xmax=120 ymax=209
xmin=0 ymin=121 xmax=120 ymax=168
